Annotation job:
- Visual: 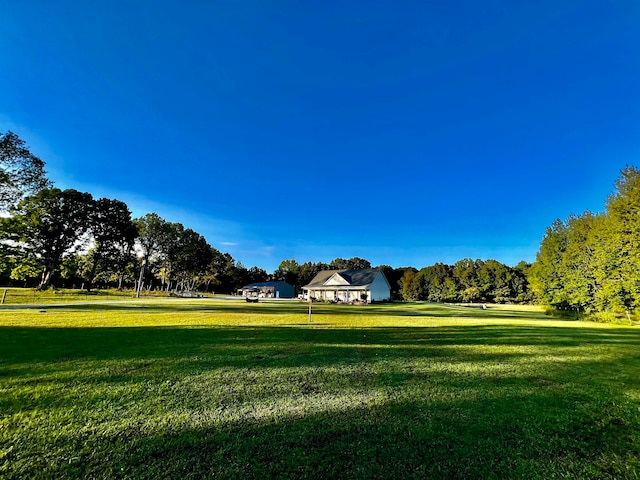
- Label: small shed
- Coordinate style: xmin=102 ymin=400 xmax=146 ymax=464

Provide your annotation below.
xmin=238 ymin=281 xmax=295 ymax=299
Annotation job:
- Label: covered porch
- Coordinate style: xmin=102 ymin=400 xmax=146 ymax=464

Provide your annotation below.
xmin=304 ymin=287 xmax=371 ymax=303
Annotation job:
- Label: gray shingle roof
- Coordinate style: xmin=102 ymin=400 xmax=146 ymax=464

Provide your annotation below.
xmin=240 ymin=281 xmax=292 ymax=289
xmin=303 ymin=269 xmax=382 ymax=288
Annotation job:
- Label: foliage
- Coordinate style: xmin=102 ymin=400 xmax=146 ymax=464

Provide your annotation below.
xmin=86 ymin=198 xmax=137 ymax=289
xmin=133 ymin=213 xmax=169 ymax=293
xmin=171 ymin=228 xmax=214 ymax=292
xmin=0 ymin=131 xmax=535 ymax=299
xmin=530 ymin=166 xmax=640 ymax=316
xmin=0 ymin=188 xmax=94 ymax=288
xmin=9 ymin=257 xmax=41 ymax=285
xmin=0 ymin=131 xmax=50 ymax=210
xmin=329 ymin=256 xmax=371 ymax=270
xmin=273 ymin=259 xmax=331 ymax=293
xmin=399 ymin=259 xmax=530 ymax=303
xmin=377 ymin=265 xmax=412 ymax=299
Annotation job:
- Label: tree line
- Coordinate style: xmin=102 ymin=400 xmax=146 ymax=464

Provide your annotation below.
xmin=0 ymin=130 xmax=533 ymax=301
xmin=0 ymin=187 xmax=269 ymax=293
xmin=397 ymin=259 xmax=531 ymax=303
xmin=0 ymin=131 xmax=267 ymax=293
xmin=271 ymin=257 xmax=532 ymax=303
xmin=528 ymin=166 xmax=640 ymax=318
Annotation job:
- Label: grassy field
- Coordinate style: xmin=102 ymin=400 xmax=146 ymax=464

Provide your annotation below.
xmin=0 ymin=287 xmax=215 ymax=305
xmin=1 ymin=300 xmax=639 ymax=479
xmin=0 ymin=288 xmax=141 ymax=305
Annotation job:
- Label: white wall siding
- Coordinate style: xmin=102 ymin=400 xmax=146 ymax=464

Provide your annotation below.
xmin=369 ymin=272 xmax=391 ymax=301
xmin=325 ymin=273 xmax=350 ymax=286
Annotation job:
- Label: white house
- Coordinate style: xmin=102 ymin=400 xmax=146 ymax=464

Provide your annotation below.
xmin=302 ymin=268 xmax=391 ymax=303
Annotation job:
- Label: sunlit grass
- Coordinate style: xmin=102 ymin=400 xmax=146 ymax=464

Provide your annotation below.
xmin=0 ymin=287 xmax=217 ymax=306
xmin=1 ymin=300 xmax=639 ymax=478
xmin=0 ymin=287 xmax=139 ymax=305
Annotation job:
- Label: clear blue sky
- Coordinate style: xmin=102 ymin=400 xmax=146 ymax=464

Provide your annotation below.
xmin=2 ymin=1 xmax=638 ymax=272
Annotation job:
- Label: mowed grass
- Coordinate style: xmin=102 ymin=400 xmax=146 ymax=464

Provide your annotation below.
xmin=0 ymin=288 xmax=138 ymax=305
xmin=1 ymin=301 xmax=639 ymax=479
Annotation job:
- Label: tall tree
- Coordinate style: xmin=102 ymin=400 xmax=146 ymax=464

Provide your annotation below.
xmin=157 ymin=221 xmax=185 ymax=290
xmin=86 ymin=198 xmax=137 ymax=289
xmin=453 ymin=259 xmax=481 ymax=302
xmin=512 ymin=261 xmax=534 ymax=303
xmin=247 ymin=266 xmax=269 ymax=284
xmin=171 ymin=228 xmax=214 ymax=292
xmin=133 ymin=213 xmax=168 ymax=295
xmin=529 ymin=166 xmax=640 ymax=315
xmin=298 ymin=261 xmax=329 ymax=289
xmin=528 ymin=219 xmax=570 ymax=308
xmin=400 ymin=268 xmax=419 ymax=301
xmin=601 ymin=166 xmax=640 ymax=311
xmin=1 ymin=188 xmax=93 ymax=288
xmin=561 ymin=213 xmax=602 ymax=312
xmin=476 ymin=259 xmax=512 ymax=303
xmin=0 ymin=131 xmax=50 ymax=210
xmin=274 ymin=259 xmax=301 ymax=288
xmin=329 ymin=257 xmax=371 ymax=270
xmin=415 ymin=263 xmax=457 ymax=302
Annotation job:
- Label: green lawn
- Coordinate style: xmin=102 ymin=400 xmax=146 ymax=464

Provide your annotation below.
xmin=0 ymin=287 xmax=138 ymax=305
xmin=0 ymin=287 xmax=215 ymax=305
xmin=1 ymin=300 xmax=639 ymax=479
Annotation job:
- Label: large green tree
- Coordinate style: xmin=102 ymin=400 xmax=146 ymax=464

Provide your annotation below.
xmin=274 ymin=259 xmax=301 ymax=288
xmin=528 ymin=219 xmax=570 ymax=308
xmin=329 ymin=257 xmax=371 ymax=270
xmin=530 ymin=166 xmax=640 ymax=315
xmin=605 ymin=166 xmax=640 ymax=310
xmin=1 ymin=188 xmax=93 ymax=288
xmin=0 ymin=131 xmax=50 ymax=210
xmin=86 ymin=198 xmax=138 ymax=289
xmin=171 ymin=228 xmax=214 ymax=292
xmin=133 ymin=213 xmax=169 ymax=294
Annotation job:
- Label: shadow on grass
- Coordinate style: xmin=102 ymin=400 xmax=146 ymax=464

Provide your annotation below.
xmin=2 ymin=325 xmax=640 ymax=368
xmin=28 ymin=300 xmax=553 ymax=320
xmin=7 ymin=367 xmax=640 ymax=478
xmin=2 ymin=324 xmax=640 ymax=479
xmin=86 ymin=393 xmax=638 ymax=480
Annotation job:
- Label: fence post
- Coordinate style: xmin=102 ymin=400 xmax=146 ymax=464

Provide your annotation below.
xmin=1 ymin=289 xmax=6 ymax=304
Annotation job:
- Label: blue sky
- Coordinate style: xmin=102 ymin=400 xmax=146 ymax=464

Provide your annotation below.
xmin=2 ymin=1 xmax=638 ymax=271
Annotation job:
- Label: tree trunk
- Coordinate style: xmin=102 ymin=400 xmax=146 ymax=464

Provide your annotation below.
xmin=136 ymin=259 xmax=146 ymax=298
xmin=39 ymin=268 xmax=52 ymax=289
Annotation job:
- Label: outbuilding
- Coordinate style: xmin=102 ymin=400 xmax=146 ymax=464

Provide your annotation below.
xmin=238 ymin=281 xmax=295 ymax=299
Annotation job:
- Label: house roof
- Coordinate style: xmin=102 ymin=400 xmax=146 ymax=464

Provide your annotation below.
xmin=239 ymin=281 xmax=292 ymax=290
xmin=303 ymin=269 xmax=384 ymax=289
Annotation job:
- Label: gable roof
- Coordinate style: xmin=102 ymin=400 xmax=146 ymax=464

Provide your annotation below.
xmin=303 ymin=269 xmax=384 ymax=288
xmin=239 ymin=281 xmax=292 ymax=290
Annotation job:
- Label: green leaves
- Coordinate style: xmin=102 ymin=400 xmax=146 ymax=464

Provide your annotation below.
xmin=531 ymin=166 xmax=640 ymax=316
xmin=3 ymin=188 xmax=94 ymax=287
xmin=400 ymin=260 xmax=529 ymax=303
xmin=0 ymin=131 xmax=51 ymax=210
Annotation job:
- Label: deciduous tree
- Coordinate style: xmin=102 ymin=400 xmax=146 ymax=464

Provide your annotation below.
xmin=0 ymin=131 xmax=50 ymax=210
xmin=1 ymin=188 xmax=93 ymax=288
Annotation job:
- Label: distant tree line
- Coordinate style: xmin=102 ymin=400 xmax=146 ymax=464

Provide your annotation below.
xmin=0 ymin=131 xmax=267 ymax=293
xmin=528 ymin=166 xmax=640 ymax=318
xmin=0 ymin=187 xmax=271 ymax=294
xmin=0 ymin=131 xmax=534 ymax=301
xmin=272 ymin=257 xmax=531 ymax=303
xmin=398 ymin=259 xmax=532 ymax=303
